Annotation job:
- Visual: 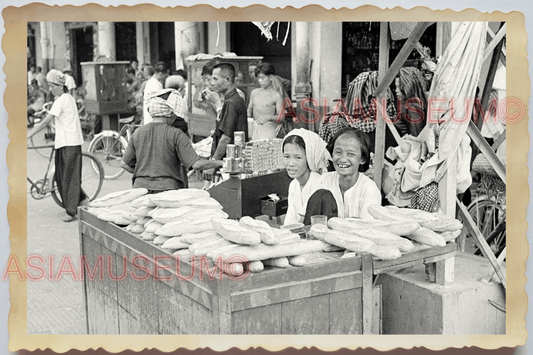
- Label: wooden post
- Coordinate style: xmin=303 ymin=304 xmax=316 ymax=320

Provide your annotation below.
xmin=436 ymin=257 xmax=455 ymax=286
xmin=294 ymin=22 xmax=312 ymax=130
xmin=361 ymin=252 xmax=373 ymax=334
xmin=438 ymin=150 xmax=458 ymax=217
xmin=467 ymin=120 xmax=506 ymax=183
xmin=374 ymin=22 xmax=390 ymax=189
xmin=436 ymin=22 xmax=452 ymax=58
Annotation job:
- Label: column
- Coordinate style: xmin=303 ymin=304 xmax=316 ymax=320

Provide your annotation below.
xmin=97 ymin=22 xmax=116 ymax=61
xmin=39 ymin=22 xmax=50 ymax=73
xmin=174 ymin=22 xmax=198 ymax=70
xmin=294 ymin=22 xmax=312 ymax=130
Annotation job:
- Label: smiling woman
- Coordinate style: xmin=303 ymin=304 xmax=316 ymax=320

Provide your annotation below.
xmin=304 ymin=127 xmax=381 ymax=222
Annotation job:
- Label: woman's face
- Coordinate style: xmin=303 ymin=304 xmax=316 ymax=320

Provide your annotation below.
xmin=283 ymin=143 xmax=309 ymax=180
xmin=332 ymin=134 xmax=364 ymax=177
xmin=395 ymin=77 xmax=403 ymax=100
xmin=48 ymin=82 xmax=63 ymax=97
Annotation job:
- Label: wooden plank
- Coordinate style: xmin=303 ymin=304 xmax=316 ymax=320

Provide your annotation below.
xmin=191 ymin=296 xmax=215 ymax=334
xmin=281 ymin=295 xmax=330 ymax=334
xmin=138 ymin=276 xmax=160 ymax=334
xmin=79 ymin=228 xmax=90 ymax=335
xmin=491 ymin=130 xmax=506 ymax=151
xmin=231 ymin=271 xmax=363 ymax=312
xmin=483 ymin=24 xmax=506 ymax=63
xmin=374 ymin=22 xmax=390 ymax=189
xmin=231 ymin=255 xmax=362 ymax=293
xmin=175 ymin=288 xmax=194 ymax=334
xmin=82 ymin=237 xmax=101 ymax=334
xmin=231 ymin=304 xmax=282 ymax=334
xmin=116 ymin=260 xmax=141 ymax=334
xmin=372 ymin=286 xmax=382 ymax=335
xmin=372 ymin=250 xmax=456 ymax=275
xmin=475 ymin=22 xmax=505 ymax=134
xmin=435 ymin=256 xmax=455 ymax=286
xmin=361 ymin=252 xmax=373 ymax=334
xmin=482 ymin=247 xmax=506 ymax=283
xmin=373 ymin=243 xmax=457 ymax=273
xmin=329 ymin=288 xmax=362 ymax=334
xmin=373 ymin=22 xmax=433 ymax=97
xmin=467 ymin=121 xmax=506 ymax=183
xmin=456 ymin=198 xmax=506 ymax=288
xmin=436 ymin=22 xmax=452 ymax=58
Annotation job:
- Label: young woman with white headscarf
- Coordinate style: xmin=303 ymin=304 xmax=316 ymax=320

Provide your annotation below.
xmin=282 ymin=128 xmax=330 ymax=226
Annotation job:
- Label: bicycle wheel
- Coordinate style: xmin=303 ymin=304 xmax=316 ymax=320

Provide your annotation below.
xmin=88 ymin=131 xmax=128 ymax=179
xmin=464 ymin=198 xmax=506 ymax=258
xmin=51 ymin=152 xmax=105 ymax=207
xmin=28 ymin=126 xmax=54 ymax=158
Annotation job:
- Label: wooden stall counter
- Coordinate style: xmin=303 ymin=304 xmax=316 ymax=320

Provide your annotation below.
xmin=79 ymin=208 xmax=380 ymax=335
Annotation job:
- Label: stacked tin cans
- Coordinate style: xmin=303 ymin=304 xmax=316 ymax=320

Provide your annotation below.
xmin=223 ymin=131 xmax=246 ymax=173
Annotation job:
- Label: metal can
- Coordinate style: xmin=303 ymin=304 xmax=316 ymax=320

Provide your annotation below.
xmin=234 ymin=131 xmax=245 ymax=147
xmin=223 ymin=158 xmax=235 ymax=172
xmin=226 ymin=144 xmax=236 ymax=158
xmin=234 ymin=144 xmax=242 ymax=158
xmin=235 ymin=158 xmax=243 ymax=171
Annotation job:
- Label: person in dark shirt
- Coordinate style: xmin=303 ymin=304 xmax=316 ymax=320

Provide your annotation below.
xmin=121 ymin=89 xmax=222 ymax=193
xmin=209 ymin=62 xmax=248 ymax=160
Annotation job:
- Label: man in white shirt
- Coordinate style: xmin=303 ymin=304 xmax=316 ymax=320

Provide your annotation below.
xmin=143 ymin=62 xmax=169 ymax=125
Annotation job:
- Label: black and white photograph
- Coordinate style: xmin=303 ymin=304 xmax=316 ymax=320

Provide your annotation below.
xmin=3 ymin=2 xmax=529 ymax=353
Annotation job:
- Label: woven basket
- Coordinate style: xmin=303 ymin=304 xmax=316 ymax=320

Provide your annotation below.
xmin=472 ymin=153 xmax=499 ymax=177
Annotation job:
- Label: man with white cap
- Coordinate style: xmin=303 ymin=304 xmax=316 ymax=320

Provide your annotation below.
xmin=121 ymin=89 xmax=223 ymax=192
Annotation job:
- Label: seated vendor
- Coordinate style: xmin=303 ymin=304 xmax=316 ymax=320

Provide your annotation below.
xmin=121 ymin=89 xmax=223 ymax=193
xmin=304 ymin=127 xmax=381 ymax=223
xmin=282 ymin=129 xmax=330 ymax=226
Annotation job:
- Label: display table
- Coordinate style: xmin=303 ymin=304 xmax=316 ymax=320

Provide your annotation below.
xmin=79 ymin=209 xmax=457 ymax=335
xmin=79 ymin=208 xmax=379 ymax=335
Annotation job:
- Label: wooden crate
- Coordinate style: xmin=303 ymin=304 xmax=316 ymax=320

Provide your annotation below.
xmin=79 ymin=209 xmax=379 ymax=335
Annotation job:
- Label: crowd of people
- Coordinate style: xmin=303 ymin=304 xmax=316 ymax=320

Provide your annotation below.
xmin=27 ymin=55 xmax=438 ymax=226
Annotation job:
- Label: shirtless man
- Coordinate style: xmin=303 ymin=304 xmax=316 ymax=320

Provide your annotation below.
xmin=247 ymin=63 xmax=283 ymax=140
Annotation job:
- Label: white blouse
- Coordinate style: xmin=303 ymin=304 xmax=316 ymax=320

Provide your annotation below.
xmin=49 ymin=93 xmax=84 ymax=149
xmin=284 ymin=171 xmax=322 ymax=226
xmin=319 ymin=172 xmax=381 ymax=219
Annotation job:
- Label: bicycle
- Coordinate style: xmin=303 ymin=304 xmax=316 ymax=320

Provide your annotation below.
xmin=87 ymin=116 xmax=138 ymax=180
xmin=459 ymin=168 xmax=506 ymax=259
xmin=27 ymin=143 xmax=105 ymax=206
xmin=28 ymin=102 xmax=56 ymax=158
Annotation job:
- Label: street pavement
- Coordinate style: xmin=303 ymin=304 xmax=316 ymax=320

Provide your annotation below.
xmin=26 ymin=134 xmax=204 ymax=335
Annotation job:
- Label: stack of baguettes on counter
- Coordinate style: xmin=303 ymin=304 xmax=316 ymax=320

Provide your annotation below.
xmin=85 ymin=189 xmax=463 ymax=276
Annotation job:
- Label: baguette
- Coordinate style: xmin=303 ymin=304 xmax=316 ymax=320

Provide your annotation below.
xmin=89 ymin=188 xmax=148 ymax=208
xmin=150 ymin=206 xmax=197 ymax=224
xmin=191 ymin=239 xmax=235 ymax=257
xmin=173 ymin=249 xmax=192 ymax=261
xmin=439 ymin=229 xmax=462 ymax=242
xmin=153 ymin=235 xmax=171 ymax=245
xmin=239 ymin=216 xmax=279 ymax=245
xmin=131 ymin=224 xmax=145 ymax=234
xmin=419 ymin=219 xmax=463 ymax=233
xmin=210 ymin=262 xmax=244 ymax=277
xmin=328 ymin=218 xmax=415 ymax=252
xmin=161 ymin=237 xmax=190 ymax=250
xmin=181 ymin=231 xmax=220 ymax=245
xmin=134 ymin=206 xmax=156 ymax=218
xmin=288 ymin=255 xmax=306 ymax=267
xmin=263 ymin=257 xmax=290 ymax=268
xmin=186 ymin=197 xmax=223 ymax=210
xmin=212 ymin=218 xmax=262 ymax=245
xmin=206 ymin=243 xmax=241 ymax=261
xmin=383 ymin=206 xmax=462 ymax=232
xmin=188 ymin=235 xmax=226 ymax=253
xmin=145 ymin=221 xmax=164 ymax=233
xmin=309 ymin=224 xmax=401 ymax=260
xmin=218 ymin=239 xmax=327 ymax=262
xmin=130 ymin=194 xmax=157 ymax=208
xmin=136 ymin=217 xmax=152 ymax=226
xmin=344 ymin=217 xmax=420 ymax=236
xmin=406 ymin=227 xmax=446 ymax=247
xmin=367 ymin=204 xmax=412 ymax=222
xmin=154 ymin=217 xmax=215 ymax=237
xmin=149 ymin=188 xmax=210 ymax=208
xmin=247 ymin=260 xmax=264 ymax=273
xmin=141 ymin=231 xmax=157 ymax=241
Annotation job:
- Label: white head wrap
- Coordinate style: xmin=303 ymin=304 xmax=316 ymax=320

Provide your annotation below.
xmin=283 ymin=128 xmax=331 ymax=174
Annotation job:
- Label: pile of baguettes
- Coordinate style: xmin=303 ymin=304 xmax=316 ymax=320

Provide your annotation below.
xmin=85 ymin=188 xmax=463 ymax=274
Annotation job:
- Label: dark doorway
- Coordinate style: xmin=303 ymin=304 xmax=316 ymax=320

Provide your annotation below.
xmin=71 ymin=26 xmax=94 ymax=87
xmin=230 ymin=22 xmax=292 ymax=83
xmin=115 ymin=22 xmax=137 ymax=63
